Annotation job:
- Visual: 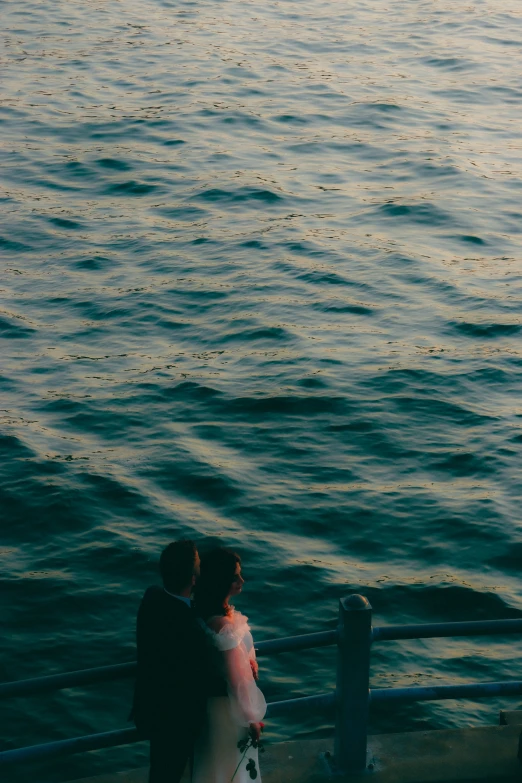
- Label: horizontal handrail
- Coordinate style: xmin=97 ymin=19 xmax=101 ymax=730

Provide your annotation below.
xmin=0 ymin=727 xmax=139 ymax=767
xmin=372 ymin=618 xmax=522 ymax=642
xmin=6 ymin=674 xmax=522 ymax=766
xmin=0 ymin=630 xmax=338 ymax=701
xmin=267 ymin=691 xmax=336 ymax=716
xmin=256 ymin=629 xmax=337 ymax=656
xmin=371 ymin=679 xmax=522 ymax=703
xmin=7 ymin=619 xmax=520 ymax=701
xmin=0 ymin=692 xmax=336 ymax=766
xmin=0 ymin=662 xmax=136 ymax=700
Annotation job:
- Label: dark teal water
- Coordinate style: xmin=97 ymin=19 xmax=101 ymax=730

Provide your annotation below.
xmin=2 ymin=0 xmax=522 ymax=780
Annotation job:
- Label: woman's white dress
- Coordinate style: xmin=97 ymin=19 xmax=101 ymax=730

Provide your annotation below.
xmin=192 ymin=610 xmax=266 ymax=783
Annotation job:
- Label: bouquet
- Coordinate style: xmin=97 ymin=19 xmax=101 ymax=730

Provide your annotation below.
xmin=231 ymin=723 xmax=265 ymax=781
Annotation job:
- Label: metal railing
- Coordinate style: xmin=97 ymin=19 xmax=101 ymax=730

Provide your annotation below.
xmin=2 ymin=595 xmax=522 ymax=775
xmin=335 ymin=594 xmax=522 ymax=773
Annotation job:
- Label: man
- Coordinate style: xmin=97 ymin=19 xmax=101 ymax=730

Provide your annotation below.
xmin=132 ymin=540 xmax=215 ymax=783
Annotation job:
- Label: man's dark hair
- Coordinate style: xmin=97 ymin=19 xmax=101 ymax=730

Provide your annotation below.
xmin=160 ymin=540 xmax=198 ymax=593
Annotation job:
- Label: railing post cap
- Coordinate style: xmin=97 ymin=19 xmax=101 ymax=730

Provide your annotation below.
xmin=342 ymin=594 xmax=371 ymax=610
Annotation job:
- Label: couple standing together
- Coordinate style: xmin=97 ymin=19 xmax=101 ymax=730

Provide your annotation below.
xmin=132 ymin=540 xmax=267 ymax=783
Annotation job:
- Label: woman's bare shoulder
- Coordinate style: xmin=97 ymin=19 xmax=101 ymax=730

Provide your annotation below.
xmin=207 ymin=614 xmax=233 ymax=632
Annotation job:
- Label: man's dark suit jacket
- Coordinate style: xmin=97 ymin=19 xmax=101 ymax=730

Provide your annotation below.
xmin=132 ymin=585 xmax=222 ymax=739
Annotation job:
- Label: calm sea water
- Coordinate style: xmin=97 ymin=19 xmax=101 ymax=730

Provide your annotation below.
xmin=2 ymin=0 xmax=522 ymax=780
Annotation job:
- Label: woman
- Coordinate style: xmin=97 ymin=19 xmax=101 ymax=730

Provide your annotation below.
xmin=193 ymin=548 xmax=266 ymax=783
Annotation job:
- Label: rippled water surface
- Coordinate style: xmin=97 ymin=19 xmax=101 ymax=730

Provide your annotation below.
xmin=2 ymin=0 xmax=522 ymax=779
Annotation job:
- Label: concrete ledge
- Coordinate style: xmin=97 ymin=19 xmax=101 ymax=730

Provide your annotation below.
xmin=71 ymin=771 xmax=149 ymax=783
xmin=363 ymin=725 xmax=522 ymax=783
xmin=69 ymin=725 xmax=522 ymax=783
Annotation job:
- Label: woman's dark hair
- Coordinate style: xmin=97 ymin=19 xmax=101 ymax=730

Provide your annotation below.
xmin=194 ymin=547 xmax=241 ymax=619
xmin=160 ymin=539 xmax=198 ymax=593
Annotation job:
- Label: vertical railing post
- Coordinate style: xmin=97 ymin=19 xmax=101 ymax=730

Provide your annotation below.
xmin=334 ymin=594 xmax=372 ymax=774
